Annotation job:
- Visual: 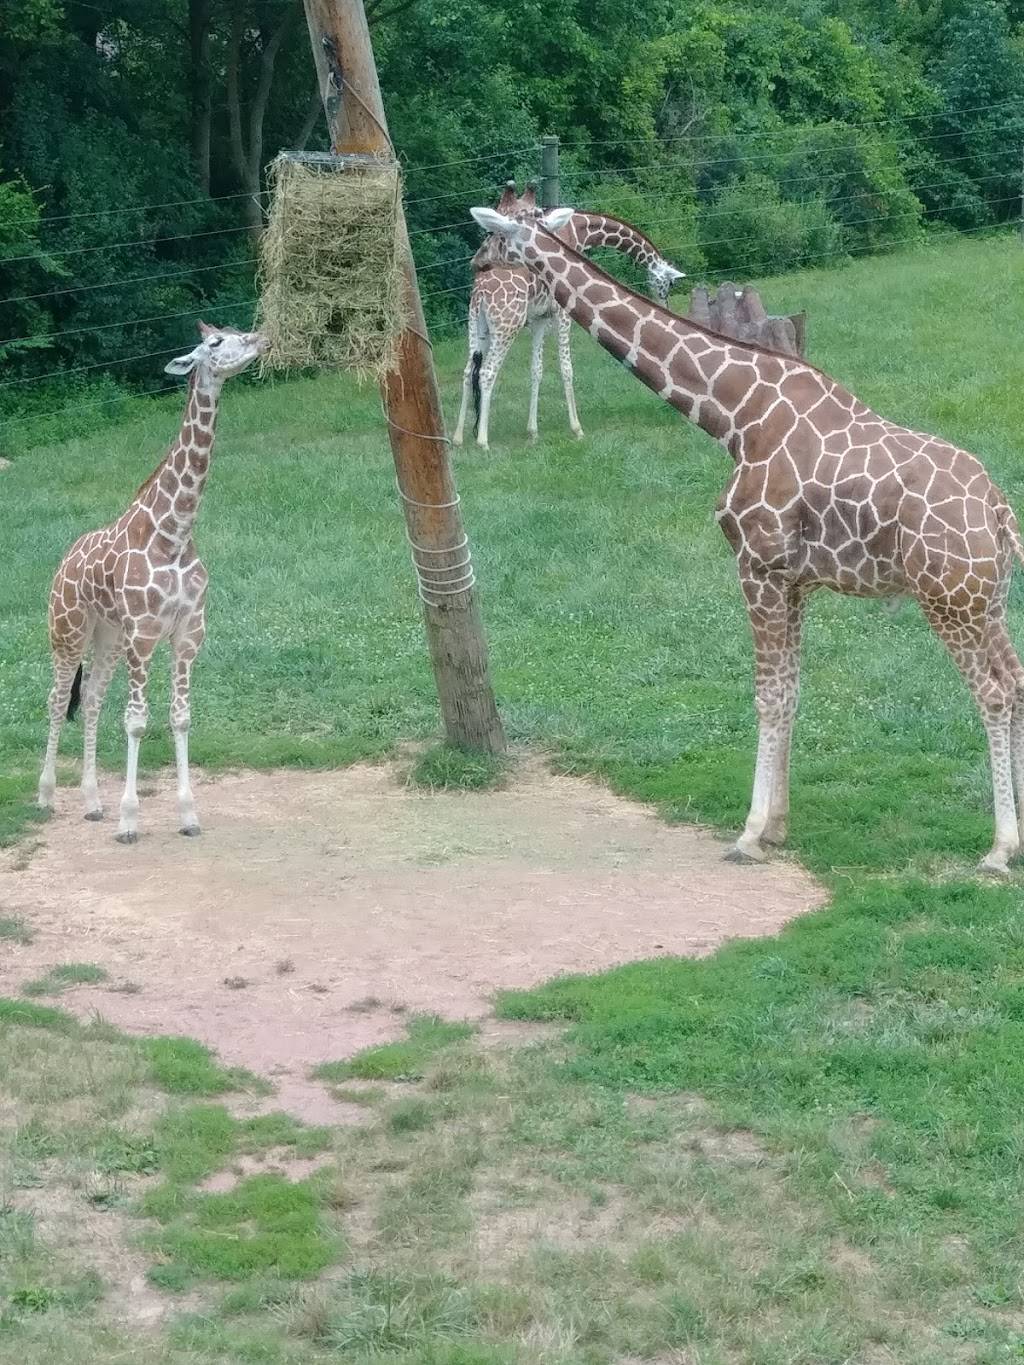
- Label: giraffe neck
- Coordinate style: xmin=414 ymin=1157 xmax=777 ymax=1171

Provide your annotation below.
xmin=563 ymin=214 xmax=663 ymax=272
xmin=136 ymin=370 xmax=221 ymax=551
xmin=521 ymin=231 xmax=799 ymax=453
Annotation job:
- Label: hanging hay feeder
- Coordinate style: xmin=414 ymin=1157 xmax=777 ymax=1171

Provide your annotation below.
xmin=257 ymin=150 xmax=406 ymax=383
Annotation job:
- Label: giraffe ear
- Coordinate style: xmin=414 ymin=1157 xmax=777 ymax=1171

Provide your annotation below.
xmin=164 ymin=349 xmax=200 ymax=375
xmin=197 ymin=320 xmax=216 ymax=338
xmin=539 ymin=206 xmax=574 ymax=232
xmin=471 ymin=207 xmax=520 ymax=238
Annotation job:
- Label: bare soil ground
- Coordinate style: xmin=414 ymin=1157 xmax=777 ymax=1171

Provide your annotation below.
xmin=0 ymin=760 xmax=824 ymax=1121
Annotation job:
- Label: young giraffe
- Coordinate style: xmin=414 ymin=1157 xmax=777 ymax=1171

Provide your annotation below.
xmin=452 ymin=182 xmax=684 ymax=450
xmin=472 ymin=204 xmax=1024 ymax=875
xmin=38 ymin=322 xmax=269 ymax=844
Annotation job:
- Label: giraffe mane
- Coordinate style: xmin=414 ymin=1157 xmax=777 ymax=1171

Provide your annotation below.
xmin=534 ymin=224 xmax=830 ymax=379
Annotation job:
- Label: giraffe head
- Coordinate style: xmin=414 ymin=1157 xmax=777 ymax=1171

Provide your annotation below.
xmin=470 ymin=205 xmax=574 ymax=271
xmin=164 ymin=322 xmax=270 ymax=384
xmin=648 ymin=259 xmax=687 ymax=304
xmin=472 ymin=180 xmax=545 ymax=270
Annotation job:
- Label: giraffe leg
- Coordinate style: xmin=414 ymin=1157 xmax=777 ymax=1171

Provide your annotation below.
xmin=79 ymin=623 xmax=121 ymax=820
xmin=116 ymin=634 xmax=158 ymax=845
xmin=920 ymin=603 xmax=1018 ymax=874
xmin=475 ymin=329 xmax=515 ymax=451
xmin=728 ymin=574 xmax=793 ymax=864
xmin=763 ymin=589 xmax=807 ymax=846
xmin=555 ymin=310 xmax=584 ymax=440
xmin=171 ymin=612 xmax=206 ymax=837
xmin=452 ymin=305 xmax=484 ymax=448
xmin=38 ymin=651 xmax=83 ymax=809
xmin=527 ymin=318 xmax=547 ymax=443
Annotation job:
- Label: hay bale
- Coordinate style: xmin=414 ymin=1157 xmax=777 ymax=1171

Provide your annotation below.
xmin=257 ymin=151 xmax=406 ymax=382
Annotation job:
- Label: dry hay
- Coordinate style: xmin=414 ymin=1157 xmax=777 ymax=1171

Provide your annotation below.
xmin=257 ymin=151 xmax=405 ymax=382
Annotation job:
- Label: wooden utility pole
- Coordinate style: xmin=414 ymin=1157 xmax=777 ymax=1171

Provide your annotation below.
xmin=301 ymin=0 xmax=505 ymax=753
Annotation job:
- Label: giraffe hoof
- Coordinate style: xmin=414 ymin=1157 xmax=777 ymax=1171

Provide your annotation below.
xmin=724 ymin=842 xmax=767 ymax=865
xmin=180 ymin=825 xmax=201 ymax=838
xmin=83 ymin=810 xmax=104 ymax=822
xmin=978 ymin=856 xmax=1011 ymax=877
xmin=115 ymin=831 xmax=138 ymax=846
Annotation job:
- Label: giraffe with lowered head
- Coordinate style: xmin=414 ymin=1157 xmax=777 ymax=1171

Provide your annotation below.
xmin=452 ymin=182 xmax=684 ymax=450
xmin=472 ymin=203 xmax=1024 ymax=875
xmin=38 ymin=322 xmax=269 ymax=843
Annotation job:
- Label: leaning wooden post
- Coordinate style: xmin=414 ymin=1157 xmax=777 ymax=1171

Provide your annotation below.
xmin=301 ymin=0 xmax=505 ymax=753
xmin=540 ymin=135 xmax=560 ymax=210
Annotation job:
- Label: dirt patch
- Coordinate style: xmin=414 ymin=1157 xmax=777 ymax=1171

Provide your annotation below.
xmin=15 ymin=1178 xmax=188 ymax=1327
xmin=198 ymin=1147 xmax=334 ymax=1194
xmin=1 ymin=760 xmax=824 ymax=1121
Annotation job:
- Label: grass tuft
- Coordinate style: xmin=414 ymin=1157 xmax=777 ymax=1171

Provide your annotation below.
xmin=314 ymin=1015 xmax=475 ymax=1083
xmin=408 ymin=743 xmax=509 ymax=792
xmin=0 ymin=915 xmax=33 ymax=945
xmin=22 ymin=963 xmax=109 ymax=996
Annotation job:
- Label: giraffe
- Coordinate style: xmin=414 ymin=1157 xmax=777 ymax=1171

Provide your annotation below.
xmin=471 ymin=203 xmax=1024 ymax=875
xmin=38 ymin=322 xmax=269 ymax=844
xmin=451 ymin=181 xmax=684 ymax=450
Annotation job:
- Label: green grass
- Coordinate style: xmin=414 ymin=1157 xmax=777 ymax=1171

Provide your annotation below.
xmin=409 ymin=743 xmax=509 ymax=791
xmin=22 ymin=963 xmax=109 ymax=997
xmin=4 ymin=233 xmax=1024 ymax=1361
xmin=0 ymin=914 xmax=34 ymax=944
xmin=314 ymin=1015 xmax=476 ymax=1082
xmin=1 ymin=232 xmax=1022 ymax=879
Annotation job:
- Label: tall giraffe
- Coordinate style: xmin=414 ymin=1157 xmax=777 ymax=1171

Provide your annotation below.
xmin=452 ymin=182 xmax=684 ymax=450
xmin=472 ymin=204 xmax=1024 ymax=875
xmin=38 ymin=322 xmax=269 ymax=844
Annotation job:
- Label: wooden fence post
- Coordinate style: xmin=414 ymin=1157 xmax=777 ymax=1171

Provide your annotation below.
xmin=300 ymin=0 xmax=505 ymax=754
xmin=540 ymin=135 xmax=560 ymax=210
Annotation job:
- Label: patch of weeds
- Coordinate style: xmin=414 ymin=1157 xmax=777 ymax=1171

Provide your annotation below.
xmin=22 ymin=963 xmax=109 ymax=997
xmin=0 ymin=915 xmax=32 ymax=945
xmin=409 ymin=743 xmax=508 ymax=792
xmin=288 ymin=1270 xmax=477 ymax=1352
xmin=146 ymin=1174 xmax=337 ymax=1282
xmin=328 ymin=1084 xmax=386 ymax=1106
xmin=147 ymin=1261 xmax=195 ymax=1294
xmin=95 ymin=1128 xmax=160 ymax=1175
xmin=377 ymin=1162 xmax=475 ymax=1248
xmin=218 ymin=1277 xmax=296 ymax=1316
xmin=0 ymin=997 xmax=77 ymax=1033
xmin=314 ymin=1015 xmax=475 ymax=1083
xmin=4 ymin=1271 xmax=104 ymax=1317
xmin=386 ymin=1098 xmax=436 ymax=1134
xmin=142 ymin=1035 xmax=269 ymax=1096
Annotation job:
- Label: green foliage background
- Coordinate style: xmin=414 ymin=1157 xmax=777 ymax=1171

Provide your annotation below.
xmin=1 ymin=0 xmax=1024 ymax=433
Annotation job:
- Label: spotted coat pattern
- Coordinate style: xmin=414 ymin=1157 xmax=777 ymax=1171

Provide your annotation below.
xmin=481 ymin=209 xmax=1024 ymax=874
xmin=452 ymin=184 xmax=684 ymax=450
xmin=38 ymin=324 xmax=268 ymax=843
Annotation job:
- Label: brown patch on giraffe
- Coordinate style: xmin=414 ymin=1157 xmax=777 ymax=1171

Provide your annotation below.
xmin=806 ymin=395 xmax=851 ymax=437
xmin=583 ymin=283 xmax=616 ymax=306
xmin=7 ymin=760 xmax=825 ymax=1122
xmin=638 ymin=320 xmax=675 ymax=362
xmin=712 ymin=362 xmax=759 ymax=410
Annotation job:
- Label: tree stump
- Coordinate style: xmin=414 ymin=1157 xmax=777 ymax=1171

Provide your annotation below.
xmin=686 ymin=282 xmax=806 ymax=358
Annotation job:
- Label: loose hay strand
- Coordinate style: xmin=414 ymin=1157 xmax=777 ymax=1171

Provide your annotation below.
xmin=257 ymin=152 xmax=406 ymax=383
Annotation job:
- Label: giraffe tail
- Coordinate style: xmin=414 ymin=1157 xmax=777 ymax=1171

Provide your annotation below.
xmin=471 ymin=350 xmax=483 ymax=435
xmin=66 ymin=664 xmax=83 ymax=721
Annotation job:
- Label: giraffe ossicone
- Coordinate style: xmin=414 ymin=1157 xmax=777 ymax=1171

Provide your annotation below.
xmin=473 ymin=204 xmax=1024 ymax=875
xmin=453 ymin=188 xmax=684 ymax=451
xmin=38 ymin=322 xmax=269 ymax=844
